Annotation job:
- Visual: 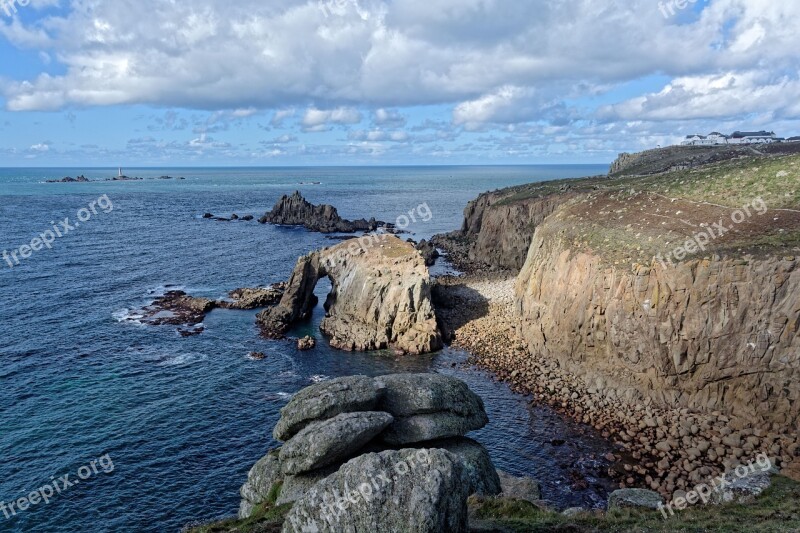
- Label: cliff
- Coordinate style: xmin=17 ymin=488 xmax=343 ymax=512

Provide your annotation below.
xmin=257 ymin=235 xmax=442 ymax=355
xmin=513 ymin=152 xmax=800 ymax=430
xmin=433 ymin=177 xmax=608 ymax=272
xmin=259 ymin=191 xmax=388 ymax=233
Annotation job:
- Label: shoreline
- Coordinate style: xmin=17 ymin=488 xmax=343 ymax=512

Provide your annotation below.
xmin=433 ymin=270 xmax=799 ymax=499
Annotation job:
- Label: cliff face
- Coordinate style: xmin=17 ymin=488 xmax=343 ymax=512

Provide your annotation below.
xmin=459 ymin=192 xmax=571 ymax=271
xmin=515 ymin=225 xmax=800 ymax=430
xmin=257 ymin=236 xmax=442 ymax=355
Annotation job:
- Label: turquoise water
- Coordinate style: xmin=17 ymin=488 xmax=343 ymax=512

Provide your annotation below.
xmin=0 ymin=165 xmax=618 ymax=532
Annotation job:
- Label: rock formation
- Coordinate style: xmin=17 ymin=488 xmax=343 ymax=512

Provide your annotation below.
xmin=283 ymin=449 xmax=471 ymax=533
xmin=515 ymin=225 xmax=800 ymax=430
xmin=238 ymin=374 xmax=502 ymax=531
xmin=432 ymin=178 xmax=605 ymax=271
xmin=257 ymin=236 xmax=443 ymax=355
xmin=259 ymin=191 xmax=389 ymax=233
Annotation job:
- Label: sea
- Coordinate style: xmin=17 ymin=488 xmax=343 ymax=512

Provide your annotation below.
xmin=0 ymin=165 xmax=616 ymax=532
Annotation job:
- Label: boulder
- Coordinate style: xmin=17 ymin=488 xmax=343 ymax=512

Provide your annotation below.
xmin=607 ymin=488 xmax=664 ymax=510
xmin=297 ymin=336 xmax=316 ymax=351
xmin=382 ymin=412 xmax=488 ymax=446
xmin=273 ymin=376 xmax=383 ymax=442
xmin=280 ymin=412 xmax=394 ymax=475
xmin=709 ymin=471 xmax=772 ymax=505
xmin=415 ymin=239 xmax=440 ymax=267
xmin=376 ymin=374 xmax=488 ymax=444
xmin=282 ymin=448 xmax=470 ymax=533
xmin=423 ymin=438 xmax=501 ymax=496
xmin=238 ymin=450 xmax=282 ymax=519
xmin=276 ymin=466 xmax=338 ymax=506
xmin=497 ymin=470 xmax=542 ymax=503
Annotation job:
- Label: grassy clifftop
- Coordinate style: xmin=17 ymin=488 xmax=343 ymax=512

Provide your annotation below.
xmin=533 ymin=153 xmax=800 ymax=268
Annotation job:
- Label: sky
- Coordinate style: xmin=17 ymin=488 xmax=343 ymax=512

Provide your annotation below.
xmin=0 ymin=0 xmax=799 ymax=166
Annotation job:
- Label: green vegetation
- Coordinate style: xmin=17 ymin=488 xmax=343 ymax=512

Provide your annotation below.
xmin=472 ymin=476 xmax=800 ymax=532
xmin=639 ymin=154 xmax=800 ymax=210
xmin=186 ymin=482 xmax=290 ymax=533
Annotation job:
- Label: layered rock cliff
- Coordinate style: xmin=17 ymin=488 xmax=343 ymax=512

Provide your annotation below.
xmin=257 ymin=235 xmax=443 ymax=355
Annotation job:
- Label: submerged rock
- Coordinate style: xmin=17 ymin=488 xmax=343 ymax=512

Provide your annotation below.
xmin=282 ymin=448 xmax=470 ymax=533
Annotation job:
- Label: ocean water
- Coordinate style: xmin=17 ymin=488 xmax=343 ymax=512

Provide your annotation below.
xmin=0 ymin=165 xmax=616 ymax=532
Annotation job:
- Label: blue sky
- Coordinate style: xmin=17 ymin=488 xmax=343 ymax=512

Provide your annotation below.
xmin=1 ymin=0 xmax=798 ymax=166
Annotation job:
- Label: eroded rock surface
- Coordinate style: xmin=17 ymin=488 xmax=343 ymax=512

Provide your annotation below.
xmin=259 ymin=191 xmax=388 ymax=233
xmin=279 ymin=412 xmax=394 ymax=475
xmin=282 ymin=449 xmax=471 ymax=533
xmin=257 ymin=236 xmax=443 ymax=355
xmin=376 ymin=373 xmax=489 ymax=444
xmin=273 ymin=376 xmax=383 ymax=442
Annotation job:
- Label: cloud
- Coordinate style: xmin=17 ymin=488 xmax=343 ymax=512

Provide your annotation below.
xmin=29 ymin=142 xmax=50 ymax=152
xmin=372 ymin=108 xmax=406 ymax=127
xmin=302 ymin=107 xmax=362 ymax=132
xmin=598 ymin=71 xmax=800 ymax=122
xmin=2 ymin=0 xmax=797 ymax=115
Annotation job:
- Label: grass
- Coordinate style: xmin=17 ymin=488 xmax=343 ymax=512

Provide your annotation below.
xmin=517 ymin=153 xmax=800 ymax=267
xmin=186 ymin=481 xmax=290 ymax=533
xmin=472 ymin=476 xmax=800 ymax=532
xmin=634 ymin=154 xmax=800 ymax=210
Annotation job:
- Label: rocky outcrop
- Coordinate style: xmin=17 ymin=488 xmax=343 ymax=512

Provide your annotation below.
xmin=515 ymin=224 xmax=800 ymax=430
xmin=414 ymin=239 xmax=440 ymax=266
xmin=257 ymin=236 xmax=443 ymax=355
xmin=273 ymin=376 xmax=383 ymax=441
xmin=279 ymin=412 xmax=394 ymax=475
xmin=283 ymin=449 xmax=471 ymax=533
xmin=432 ymin=180 xmax=603 ymax=272
xmin=497 ymin=470 xmax=542 ymax=504
xmin=607 ymin=488 xmax=664 ymax=510
xmin=127 ymin=285 xmax=285 ymax=336
xmin=219 ymin=286 xmax=284 ymax=310
xmin=375 ymin=373 xmax=489 ymax=444
xmin=47 ymin=175 xmax=90 ymax=183
xmin=238 ymin=374 xmax=501 ymax=525
xmin=259 ymin=191 xmax=388 ymax=233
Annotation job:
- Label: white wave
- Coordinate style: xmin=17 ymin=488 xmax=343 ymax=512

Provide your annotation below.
xmin=309 ymin=374 xmax=331 ymax=383
xmin=158 ymin=353 xmax=208 ymax=367
xmin=112 ymin=308 xmax=145 ymax=325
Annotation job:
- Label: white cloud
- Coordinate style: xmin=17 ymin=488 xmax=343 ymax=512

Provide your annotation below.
xmin=302 ymin=107 xmax=362 ymax=131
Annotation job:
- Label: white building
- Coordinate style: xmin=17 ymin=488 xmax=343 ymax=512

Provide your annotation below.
xmin=681 ymin=130 xmax=782 ymax=146
xmin=729 ymin=131 xmax=779 ymax=144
